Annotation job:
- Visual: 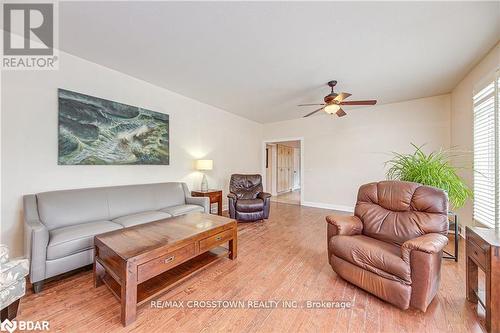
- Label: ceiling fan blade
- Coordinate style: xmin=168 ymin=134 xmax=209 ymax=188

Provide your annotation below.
xmin=334 ymin=93 xmax=352 ymax=102
xmin=340 ymin=100 xmax=377 ymax=106
xmin=336 ymin=108 xmax=347 ymax=117
xmin=297 ymin=103 xmax=326 ymax=107
xmin=303 ymin=107 xmax=324 ymax=118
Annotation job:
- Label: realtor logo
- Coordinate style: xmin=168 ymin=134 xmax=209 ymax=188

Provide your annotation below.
xmin=2 ymin=2 xmax=58 ymax=69
xmin=3 ymin=3 xmax=53 ymax=55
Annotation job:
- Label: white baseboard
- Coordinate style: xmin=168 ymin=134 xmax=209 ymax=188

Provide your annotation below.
xmin=301 ymin=201 xmax=354 ymax=213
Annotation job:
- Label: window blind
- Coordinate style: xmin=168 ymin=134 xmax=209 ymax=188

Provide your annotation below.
xmin=473 ymin=74 xmax=499 ymax=228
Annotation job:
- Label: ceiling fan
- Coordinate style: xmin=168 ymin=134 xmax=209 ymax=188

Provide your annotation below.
xmin=299 ymin=80 xmax=377 ymax=118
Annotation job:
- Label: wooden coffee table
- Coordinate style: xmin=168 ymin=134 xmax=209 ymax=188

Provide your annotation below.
xmin=93 ymin=213 xmax=237 ymax=326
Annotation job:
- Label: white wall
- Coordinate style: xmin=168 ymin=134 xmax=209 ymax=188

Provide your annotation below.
xmin=263 ymin=95 xmax=451 ymax=211
xmin=1 ymin=51 xmax=262 ymax=257
xmin=451 ymin=43 xmax=500 ymax=228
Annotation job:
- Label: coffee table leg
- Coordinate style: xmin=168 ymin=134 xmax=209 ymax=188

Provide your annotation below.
xmin=121 ymin=262 xmax=137 ymax=326
xmin=229 ymin=230 xmax=237 ymax=260
xmin=93 ymin=246 xmax=104 ymax=288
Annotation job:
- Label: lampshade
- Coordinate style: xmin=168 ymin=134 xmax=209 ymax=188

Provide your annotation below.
xmin=196 ymin=159 xmax=213 ymax=171
xmin=324 ymin=104 xmax=340 ymax=114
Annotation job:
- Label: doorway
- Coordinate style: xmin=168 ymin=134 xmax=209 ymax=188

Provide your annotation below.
xmin=263 ymin=139 xmax=302 ymax=205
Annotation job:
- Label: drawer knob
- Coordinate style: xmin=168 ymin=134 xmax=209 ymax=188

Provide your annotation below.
xmin=164 ymin=256 xmax=175 ymax=264
xmin=215 ymin=236 xmax=222 ymax=241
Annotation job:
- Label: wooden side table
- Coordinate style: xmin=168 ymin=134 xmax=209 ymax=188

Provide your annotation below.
xmin=466 ymin=226 xmax=500 ymax=333
xmin=191 ymin=189 xmax=223 ymax=216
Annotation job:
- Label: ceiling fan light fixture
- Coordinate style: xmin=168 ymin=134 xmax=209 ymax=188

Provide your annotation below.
xmin=324 ymin=104 xmax=340 ymax=114
xmin=300 ymin=80 xmax=377 ymax=118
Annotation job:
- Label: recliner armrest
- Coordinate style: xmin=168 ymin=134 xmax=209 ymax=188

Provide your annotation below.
xmin=325 ymin=215 xmax=363 ymax=236
xmin=257 ymin=192 xmax=271 ymax=200
xmin=227 ymin=193 xmax=237 ymax=200
xmin=401 ymin=233 xmax=448 ymax=264
xmin=258 ymin=192 xmax=271 ymax=219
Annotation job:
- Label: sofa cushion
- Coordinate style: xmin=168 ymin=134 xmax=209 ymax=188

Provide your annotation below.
xmin=235 ymin=199 xmax=264 ymax=213
xmin=160 ymin=204 xmax=204 ymax=216
xmin=47 ymin=221 xmax=123 ymax=260
xmin=112 ymin=211 xmax=172 ymax=228
xmin=36 ymin=182 xmax=189 ymax=230
xmin=37 ymin=188 xmax=110 ymax=230
xmin=107 ymin=183 xmax=187 ymax=219
xmin=330 ymin=235 xmax=411 ymax=284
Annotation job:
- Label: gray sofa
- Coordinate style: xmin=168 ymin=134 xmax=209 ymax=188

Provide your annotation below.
xmin=23 ymin=182 xmax=209 ymax=293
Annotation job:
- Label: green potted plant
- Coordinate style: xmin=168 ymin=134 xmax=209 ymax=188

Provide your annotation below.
xmin=385 ymin=144 xmax=473 ymax=261
xmin=385 ymin=144 xmax=473 ymax=209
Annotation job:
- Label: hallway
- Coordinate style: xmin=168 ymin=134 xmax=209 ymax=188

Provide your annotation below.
xmin=271 ymin=189 xmax=301 ymax=205
xmin=265 ymin=140 xmax=301 ymax=206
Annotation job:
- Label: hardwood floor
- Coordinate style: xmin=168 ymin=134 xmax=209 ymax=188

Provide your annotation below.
xmin=271 ymin=190 xmax=301 ymax=205
xmin=18 ymin=202 xmax=485 ymax=332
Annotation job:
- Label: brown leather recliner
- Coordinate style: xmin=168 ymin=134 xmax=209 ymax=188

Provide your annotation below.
xmin=228 ymin=174 xmax=271 ymax=222
xmin=326 ymin=181 xmax=449 ymax=311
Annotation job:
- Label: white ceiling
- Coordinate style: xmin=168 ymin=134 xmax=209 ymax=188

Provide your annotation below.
xmin=59 ymin=2 xmax=500 ymax=123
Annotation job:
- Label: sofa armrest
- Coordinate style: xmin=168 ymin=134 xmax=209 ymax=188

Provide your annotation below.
xmin=401 ymin=233 xmax=448 ymax=264
xmin=185 ymin=196 xmax=210 ymax=214
xmin=23 ymin=195 xmax=49 ymax=284
xmin=325 ymin=215 xmax=363 ymax=236
xmin=227 ymin=192 xmax=237 ymax=200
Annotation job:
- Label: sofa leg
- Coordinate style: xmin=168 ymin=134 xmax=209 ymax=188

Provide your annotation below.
xmin=1 ymin=299 xmax=20 ymax=322
xmin=33 ymin=281 xmax=44 ymax=294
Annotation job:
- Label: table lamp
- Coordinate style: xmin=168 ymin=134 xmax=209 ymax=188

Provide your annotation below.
xmin=196 ymin=159 xmax=213 ymax=192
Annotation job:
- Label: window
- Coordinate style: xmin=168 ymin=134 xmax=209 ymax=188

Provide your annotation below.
xmin=473 ymin=72 xmax=499 ymax=228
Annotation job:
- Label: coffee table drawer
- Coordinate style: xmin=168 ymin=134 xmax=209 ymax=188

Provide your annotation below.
xmin=137 ymin=243 xmax=196 ymax=282
xmin=199 ymin=229 xmax=233 ymax=252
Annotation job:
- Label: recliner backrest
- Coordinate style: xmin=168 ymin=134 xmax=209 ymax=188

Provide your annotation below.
xmin=36 ymin=182 xmax=187 ymax=230
xmin=354 ymin=181 xmax=448 ymax=245
xmin=229 ymin=174 xmax=263 ymax=199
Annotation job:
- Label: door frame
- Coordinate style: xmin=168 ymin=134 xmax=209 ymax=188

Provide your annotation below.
xmin=262 ymin=137 xmax=304 ymax=205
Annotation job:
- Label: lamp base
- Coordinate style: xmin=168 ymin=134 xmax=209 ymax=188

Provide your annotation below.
xmin=201 ymin=173 xmax=208 ymax=192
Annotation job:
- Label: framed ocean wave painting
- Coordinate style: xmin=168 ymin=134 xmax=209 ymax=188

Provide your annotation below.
xmin=58 ymin=89 xmax=169 ymax=165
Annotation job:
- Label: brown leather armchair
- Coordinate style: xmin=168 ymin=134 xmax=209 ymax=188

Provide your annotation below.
xmin=228 ymin=174 xmax=271 ymax=222
xmin=326 ymin=181 xmax=449 ymax=311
